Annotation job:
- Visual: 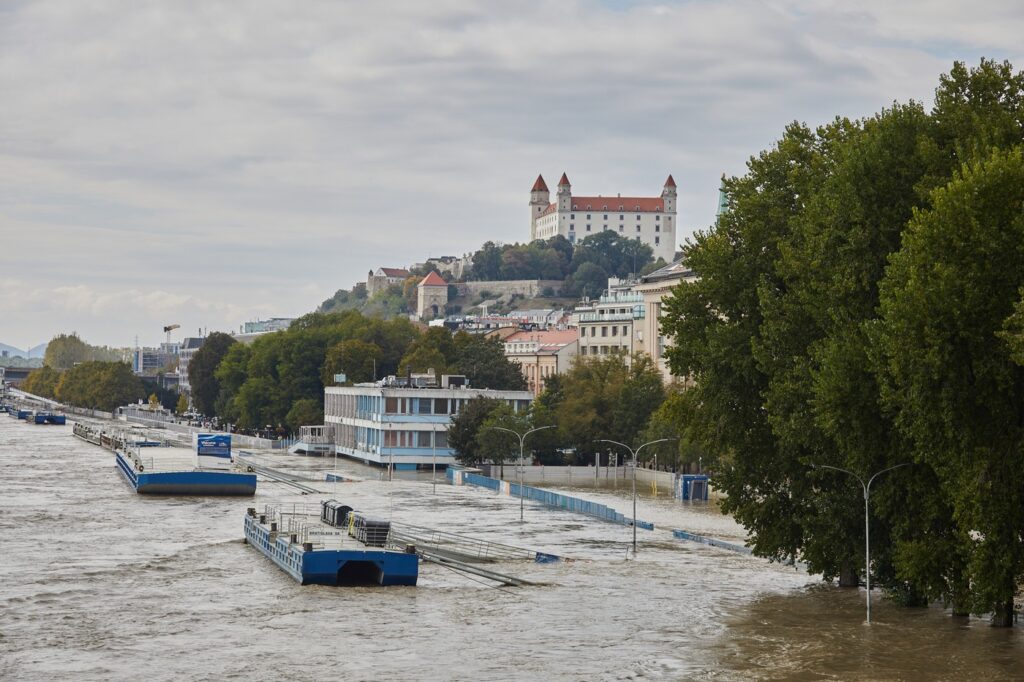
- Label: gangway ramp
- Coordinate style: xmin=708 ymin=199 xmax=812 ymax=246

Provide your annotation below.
xmin=236 ymin=453 xmax=321 ymax=495
xmin=387 ymin=522 xmax=556 ymax=564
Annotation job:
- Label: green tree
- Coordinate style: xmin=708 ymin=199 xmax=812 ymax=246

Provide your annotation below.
xmin=22 ymin=365 xmax=61 ymax=398
xmin=448 ymin=397 xmax=505 ymax=465
xmin=323 ymin=339 xmax=383 ymax=385
xmin=55 ymin=361 xmax=145 ymax=411
xmin=188 ymin=332 xmax=237 ymax=416
xmin=43 ymin=332 xmax=119 ymax=369
xmin=451 ymin=332 xmax=526 ymax=390
xmin=286 ymin=398 xmax=323 ymax=434
xmin=876 ymin=147 xmax=1024 ymax=626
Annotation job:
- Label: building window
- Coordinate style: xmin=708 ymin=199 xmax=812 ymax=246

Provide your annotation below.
xmin=601 ymin=326 xmax=608 ymax=337
xmin=586 ymin=224 xmax=591 ymax=231
xmin=656 ymin=215 xmax=660 ymax=221
xmin=603 ymin=224 xmax=607 ymax=230
xmin=636 ymin=214 xmax=641 ymax=220
xmin=666 ymin=217 xmax=671 ymax=223
xmin=603 ymin=214 xmax=608 ymax=220
xmin=580 ymin=346 xmax=587 ymax=356
xmin=612 ymin=326 xmax=618 ymax=336
xmin=417 ymin=431 xmax=432 ymax=447
xmin=586 ymin=214 xmax=591 ymax=219
xmin=655 ymin=224 xmax=660 ymax=232
xmin=571 ymin=214 xmax=575 ymax=219
xmin=622 ymin=326 xmax=628 ymax=336
xmin=655 ymin=236 xmax=660 ymax=245
xmin=636 ymin=225 xmax=641 ymax=233
xmin=619 ymin=225 xmax=623 ymax=232
xmin=570 ymin=223 xmax=574 ymax=229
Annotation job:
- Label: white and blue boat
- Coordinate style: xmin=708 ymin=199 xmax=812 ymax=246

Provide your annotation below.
xmin=243 ymin=505 xmax=418 ymax=586
xmin=114 ymin=433 xmax=256 ymax=496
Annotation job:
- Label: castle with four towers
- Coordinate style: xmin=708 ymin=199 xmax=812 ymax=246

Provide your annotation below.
xmin=529 ymin=172 xmax=678 ymax=263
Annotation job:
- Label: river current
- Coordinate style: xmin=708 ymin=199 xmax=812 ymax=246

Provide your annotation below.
xmin=1 ymin=418 xmax=1021 ymax=681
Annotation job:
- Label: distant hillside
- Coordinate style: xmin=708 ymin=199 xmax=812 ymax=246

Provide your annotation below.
xmin=27 ymin=343 xmax=47 ymax=358
xmin=0 ymin=342 xmax=26 ymax=358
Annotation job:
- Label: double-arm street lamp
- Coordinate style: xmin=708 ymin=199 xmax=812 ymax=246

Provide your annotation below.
xmin=599 ymin=438 xmax=674 ymax=555
xmin=488 ymin=425 xmax=556 ymax=522
xmin=811 ymin=462 xmax=910 ymax=624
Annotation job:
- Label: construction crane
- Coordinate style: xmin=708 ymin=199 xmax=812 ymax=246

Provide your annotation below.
xmin=163 ymin=324 xmax=180 ymax=347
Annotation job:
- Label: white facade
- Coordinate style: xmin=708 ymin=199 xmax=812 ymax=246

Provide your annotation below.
xmin=574 ymin=284 xmax=645 ymax=361
xmin=529 ymin=173 xmax=678 ymax=263
xmin=324 ymin=383 xmax=533 ymax=469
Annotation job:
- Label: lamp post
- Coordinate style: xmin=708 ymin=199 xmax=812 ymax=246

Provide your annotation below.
xmin=811 ymin=462 xmax=910 ymax=624
xmin=488 ymin=425 xmax=556 ymax=522
xmin=599 ymin=438 xmax=674 ymax=554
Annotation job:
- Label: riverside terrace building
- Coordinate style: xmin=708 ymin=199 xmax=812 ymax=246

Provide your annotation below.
xmin=573 ymin=279 xmax=645 ymax=361
xmin=324 ymin=375 xmax=533 ymax=470
xmin=528 ymin=172 xmax=678 ymax=264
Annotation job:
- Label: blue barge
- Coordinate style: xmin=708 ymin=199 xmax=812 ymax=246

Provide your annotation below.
xmin=244 ymin=506 xmax=418 ymax=586
xmin=115 ymin=449 xmax=257 ymax=496
xmin=32 ymin=413 xmax=66 ymax=425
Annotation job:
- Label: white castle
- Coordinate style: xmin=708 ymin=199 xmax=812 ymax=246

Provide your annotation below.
xmin=529 ymin=172 xmax=677 ymax=263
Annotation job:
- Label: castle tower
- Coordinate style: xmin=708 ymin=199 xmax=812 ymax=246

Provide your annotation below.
xmin=416 ymin=271 xmax=449 ymax=320
xmin=529 ymin=174 xmax=550 ymax=241
xmin=557 ymin=172 xmax=571 ymax=213
xmin=661 ymin=174 xmax=677 ymax=213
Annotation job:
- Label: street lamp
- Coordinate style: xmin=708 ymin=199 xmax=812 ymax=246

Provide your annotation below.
xmin=488 ymin=425 xmax=556 ymax=522
xmin=599 ymin=438 xmax=674 ymax=555
xmin=811 ymin=462 xmax=910 ymax=624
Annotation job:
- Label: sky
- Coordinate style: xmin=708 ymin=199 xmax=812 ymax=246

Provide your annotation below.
xmin=2 ymin=1 xmax=1023 ymax=350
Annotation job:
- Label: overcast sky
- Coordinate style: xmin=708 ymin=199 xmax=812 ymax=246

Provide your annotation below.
xmin=2 ymin=1 xmax=1022 ymax=350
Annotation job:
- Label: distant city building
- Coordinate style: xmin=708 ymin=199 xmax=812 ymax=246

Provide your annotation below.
xmin=502 ymin=329 xmax=578 ymax=396
xmin=573 ymin=279 xmax=645 ymax=361
xmin=410 ymin=255 xmax=471 ymax=280
xmin=324 ymin=375 xmax=533 ymax=470
xmin=416 ymin=271 xmax=449 ymax=319
xmin=132 ymin=347 xmax=173 ymax=375
xmin=633 ymin=260 xmax=697 ymax=383
xmin=529 ymin=172 xmax=677 ymax=263
xmin=366 ymin=267 xmax=412 ymax=296
xmin=242 ymin=318 xmax=295 ymax=334
xmin=178 ymin=336 xmax=205 ymax=392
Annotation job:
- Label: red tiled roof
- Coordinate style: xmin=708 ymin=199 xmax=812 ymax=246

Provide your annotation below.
xmin=571 ymin=196 xmax=664 ymax=212
xmin=532 ymin=174 xmax=548 ymax=192
xmin=558 ymin=172 xmax=570 ymax=186
xmin=664 ymin=174 xmax=676 ymax=188
xmin=419 ymin=271 xmax=447 ymax=287
xmin=379 ymin=267 xmax=410 ymax=278
xmin=539 ymin=202 xmax=557 ymax=217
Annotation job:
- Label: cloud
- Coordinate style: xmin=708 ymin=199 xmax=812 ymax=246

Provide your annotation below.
xmin=1 ymin=1 xmax=1022 ymax=345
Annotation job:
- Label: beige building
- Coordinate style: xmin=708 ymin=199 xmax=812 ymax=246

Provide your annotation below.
xmin=502 ymin=329 xmax=579 ymax=396
xmin=574 ymin=280 xmax=644 ymax=361
xmin=367 ymin=267 xmax=411 ymax=296
xmin=633 ymin=260 xmax=697 ymax=382
xmin=416 ymin=271 xmax=449 ymax=320
xmin=529 ymin=172 xmax=678 ymax=263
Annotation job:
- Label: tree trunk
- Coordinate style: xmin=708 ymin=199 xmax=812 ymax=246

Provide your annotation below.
xmin=991 ymin=598 xmax=1014 ymax=627
xmin=839 ymin=564 xmax=859 ymax=587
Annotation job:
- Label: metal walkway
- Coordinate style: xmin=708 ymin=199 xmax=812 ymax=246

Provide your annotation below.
xmin=236 ymin=454 xmax=320 ymax=495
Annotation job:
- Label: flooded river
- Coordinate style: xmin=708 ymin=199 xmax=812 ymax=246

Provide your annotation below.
xmin=1 ymin=418 xmax=1021 ymax=680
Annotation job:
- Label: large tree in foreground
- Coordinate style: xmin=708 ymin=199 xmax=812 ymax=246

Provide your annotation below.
xmin=876 ymin=147 xmax=1024 ymax=626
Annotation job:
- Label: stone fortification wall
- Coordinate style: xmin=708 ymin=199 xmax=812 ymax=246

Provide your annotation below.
xmin=456 ymin=279 xmax=563 ymax=299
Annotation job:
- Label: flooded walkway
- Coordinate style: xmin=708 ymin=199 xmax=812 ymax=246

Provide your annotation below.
xmin=1 ymin=418 xmax=1021 ymax=680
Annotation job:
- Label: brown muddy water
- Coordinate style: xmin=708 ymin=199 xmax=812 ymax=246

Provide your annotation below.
xmin=1 ymin=417 xmax=1021 ymax=681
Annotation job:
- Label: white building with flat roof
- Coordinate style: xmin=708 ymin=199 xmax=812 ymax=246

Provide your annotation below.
xmin=324 ymin=376 xmax=533 ymax=470
xmin=529 ymin=172 xmax=678 ymax=263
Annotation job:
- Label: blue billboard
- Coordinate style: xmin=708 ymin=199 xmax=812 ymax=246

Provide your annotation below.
xmin=195 ymin=433 xmax=231 ymax=458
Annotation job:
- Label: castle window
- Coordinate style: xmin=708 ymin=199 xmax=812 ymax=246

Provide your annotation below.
xmin=570 ymin=223 xmax=574 ymax=229
xmin=586 ymin=214 xmax=591 ymax=219
xmin=603 ymin=206 xmax=607 ymax=211
xmin=603 ymin=214 xmax=608 ymax=220
xmin=619 ymin=225 xmax=623 ymax=232
xmin=603 ymin=224 xmax=607 ymax=230
xmin=655 ymin=225 xmax=660 ymax=232
xmin=586 ymin=205 xmax=591 ymax=210
xmin=635 ymin=206 xmax=640 ymax=211
xmin=655 ymin=215 xmax=660 ymax=221
xmin=655 ymin=236 xmax=661 ymax=245
xmin=636 ymin=214 xmax=641 ymax=220
xmin=636 ymin=225 xmax=641 ymax=233
xmin=619 ymin=207 xmax=623 ymax=212
xmin=586 ymin=224 xmax=591 ymax=231
xmin=571 ymin=214 xmax=575 ymax=219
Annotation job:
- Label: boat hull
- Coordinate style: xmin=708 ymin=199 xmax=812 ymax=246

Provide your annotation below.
xmin=115 ymin=451 xmax=256 ymax=496
xmin=244 ymin=514 xmax=418 ymax=586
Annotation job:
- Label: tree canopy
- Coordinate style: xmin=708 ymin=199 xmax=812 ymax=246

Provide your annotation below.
xmin=659 ymin=58 xmax=1024 ymax=621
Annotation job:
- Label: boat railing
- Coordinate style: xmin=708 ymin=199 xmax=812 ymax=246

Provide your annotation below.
xmin=256 ymin=503 xmax=381 ymax=550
